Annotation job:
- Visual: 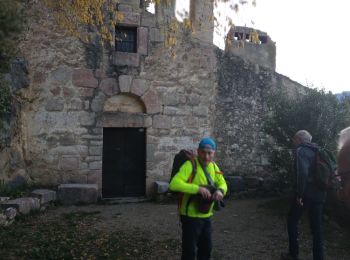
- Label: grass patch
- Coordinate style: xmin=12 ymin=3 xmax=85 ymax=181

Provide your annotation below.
xmin=0 ymin=209 xmax=180 ymax=259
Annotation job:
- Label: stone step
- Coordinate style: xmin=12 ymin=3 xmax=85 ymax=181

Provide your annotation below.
xmin=31 ymin=189 xmax=57 ymax=205
xmin=58 ymin=184 xmax=98 ymax=205
xmin=0 ymin=197 xmax=40 ymax=214
xmin=154 ymin=181 xmax=169 ymax=194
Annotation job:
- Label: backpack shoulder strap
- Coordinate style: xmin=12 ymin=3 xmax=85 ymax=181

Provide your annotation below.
xmin=187 ymin=158 xmax=197 ymax=183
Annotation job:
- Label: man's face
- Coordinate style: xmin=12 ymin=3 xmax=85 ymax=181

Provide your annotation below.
xmin=197 ymin=148 xmax=215 ymax=166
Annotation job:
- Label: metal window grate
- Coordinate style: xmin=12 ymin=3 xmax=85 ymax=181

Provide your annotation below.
xmin=115 ymin=26 xmax=137 ymax=53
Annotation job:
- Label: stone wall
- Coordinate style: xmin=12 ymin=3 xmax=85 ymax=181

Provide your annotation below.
xmin=226 ymin=26 xmax=276 ymax=71
xmin=214 ymin=52 xmax=304 ymax=176
xmin=0 ymin=1 xmax=307 ymax=197
xmin=1 ymin=2 xmax=219 ymax=196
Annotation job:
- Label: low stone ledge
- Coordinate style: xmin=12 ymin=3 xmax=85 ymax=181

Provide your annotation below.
xmin=225 ymin=176 xmax=247 ymax=192
xmin=31 ymin=189 xmax=57 ymax=205
xmin=0 ymin=197 xmax=40 ymax=214
xmin=154 ymin=181 xmax=169 ymax=194
xmin=245 ymin=176 xmax=264 ymax=189
xmin=58 ymin=184 xmax=98 ymax=205
xmin=0 ymin=197 xmax=10 ymax=202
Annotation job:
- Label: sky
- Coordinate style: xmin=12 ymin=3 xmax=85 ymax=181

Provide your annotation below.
xmin=172 ymin=0 xmax=350 ymax=94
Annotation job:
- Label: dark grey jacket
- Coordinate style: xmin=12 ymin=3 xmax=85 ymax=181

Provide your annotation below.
xmin=293 ymin=142 xmax=326 ymax=203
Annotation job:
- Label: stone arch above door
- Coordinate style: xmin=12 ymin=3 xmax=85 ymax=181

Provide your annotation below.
xmin=117 ymin=75 xmax=161 ymax=114
xmin=103 ymin=94 xmax=146 ymax=113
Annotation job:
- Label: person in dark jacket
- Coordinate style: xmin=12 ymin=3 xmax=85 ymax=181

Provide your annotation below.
xmin=281 ymin=130 xmax=326 ymax=260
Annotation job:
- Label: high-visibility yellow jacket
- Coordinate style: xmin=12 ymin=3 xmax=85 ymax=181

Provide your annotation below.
xmin=169 ymin=158 xmax=227 ymax=218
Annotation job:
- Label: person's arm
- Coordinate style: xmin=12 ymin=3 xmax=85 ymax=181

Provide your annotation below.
xmin=212 ymin=163 xmax=227 ymax=200
xmin=169 ymin=160 xmax=200 ymax=194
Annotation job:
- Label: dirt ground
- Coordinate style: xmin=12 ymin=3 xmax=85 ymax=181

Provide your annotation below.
xmin=45 ymin=197 xmax=350 ymax=260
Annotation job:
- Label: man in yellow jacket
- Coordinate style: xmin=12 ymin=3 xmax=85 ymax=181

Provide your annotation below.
xmin=169 ymin=137 xmax=227 ymax=260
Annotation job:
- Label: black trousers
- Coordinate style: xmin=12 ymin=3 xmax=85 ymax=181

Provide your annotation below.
xmin=287 ymin=197 xmax=324 ymax=260
xmin=180 ymin=215 xmax=212 ymax=260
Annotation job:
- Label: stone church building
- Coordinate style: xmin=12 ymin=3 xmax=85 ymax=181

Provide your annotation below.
xmin=0 ymin=0 xmax=305 ymax=197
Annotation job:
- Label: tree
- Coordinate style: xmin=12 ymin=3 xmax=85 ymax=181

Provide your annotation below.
xmin=263 ymin=88 xmax=350 ymax=188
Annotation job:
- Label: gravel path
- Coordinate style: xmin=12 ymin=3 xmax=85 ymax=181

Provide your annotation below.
xmin=48 ymin=197 xmax=350 ymax=260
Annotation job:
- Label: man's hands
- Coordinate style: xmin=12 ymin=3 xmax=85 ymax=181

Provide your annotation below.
xmin=212 ymin=190 xmax=224 ymax=201
xmin=198 ymin=186 xmax=212 ymax=199
xmin=198 ymin=186 xmax=224 ymax=201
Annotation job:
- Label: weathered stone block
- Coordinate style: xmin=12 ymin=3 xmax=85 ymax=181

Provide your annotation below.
xmin=91 ymin=93 xmax=106 ymax=112
xmin=68 ymin=98 xmax=83 ymax=111
xmin=87 ymin=170 xmax=102 ymax=188
xmin=100 ymin=78 xmax=118 ymax=96
xmin=58 ymin=184 xmax=98 ymax=205
xmin=113 ymin=52 xmax=140 ymax=67
xmin=150 ymin=28 xmax=164 ymax=42
xmin=0 ymin=198 xmax=40 ymax=214
xmin=138 ymin=27 xmax=148 ymax=55
xmin=101 ymin=113 xmax=151 ymax=128
xmin=130 ymin=78 xmax=149 ymax=96
xmin=45 ymin=98 xmax=65 ymax=111
xmin=118 ymin=75 xmax=133 ymax=93
xmin=79 ymin=112 xmax=96 ymax=126
xmin=193 ymin=106 xmax=208 ymax=117
xmin=0 ymin=197 xmax=10 ymax=202
xmin=89 ymin=146 xmax=102 ymax=156
xmin=50 ymin=67 xmax=72 ymax=84
xmin=225 ymin=176 xmax=246 ymax=192
xmin=118 ymin=11 xmax=140 ymax=26
xmin=72 ymin=69 xmax=98 ymax=88
xmin=245 ymin=176 xmax=263 ymax=189
xmin=33 ymin=71 xmax=47 ymax=85
xmin=59 ymin=156 xmax=79 ymax=171
xmin=31 ymin=189 xmax=57 ymax=205
xmin=153 ymin=115 xmax=172 ymax=129
xmin=62 ymin=87 xmax=75 ymax=98
xmin=142 ymin=89 xmax=161 ymax=114
xmin=154 ymin=181 xmax=169 ymax=194
xmin=117 ymin=4 xmax=132 ymax=12
xmin=89 ymin=161 xmax=102 ymax=170
xmin=141 ymin=12 xmax=156 ymax=27
xmin=78 ymin=87 xmax=94 ymax=97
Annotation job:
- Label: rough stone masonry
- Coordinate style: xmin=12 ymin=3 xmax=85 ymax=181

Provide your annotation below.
xmin=0 ymin=0 xmax=305 ymax=197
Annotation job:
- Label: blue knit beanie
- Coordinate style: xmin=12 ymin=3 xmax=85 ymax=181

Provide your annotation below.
xmin=198 ymin=137 xmax=216 ymax=151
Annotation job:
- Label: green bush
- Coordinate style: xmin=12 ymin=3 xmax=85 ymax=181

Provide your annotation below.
xmin=264 ymin=88 xmax=350 ymax=188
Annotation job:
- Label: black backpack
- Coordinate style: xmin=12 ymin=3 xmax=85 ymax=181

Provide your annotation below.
xmin=170 ymin=149 xmax=197 ymax=183
xmin=313 ymin=147 xmax=338 ymax=190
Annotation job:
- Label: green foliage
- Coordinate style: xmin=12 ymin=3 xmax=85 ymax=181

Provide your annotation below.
xmin=0 ymin=0 xmax=25 ymax=73
xmin=0 ymin=78 xmax=12 ymax=115
xmin=0 ymin=179 xmax=29 ymax=198
xmin=264 ymin=88 xmax=350 ymax=187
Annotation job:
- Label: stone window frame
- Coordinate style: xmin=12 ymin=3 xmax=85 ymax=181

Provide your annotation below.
xmin=112 ymin=11 xmax=148 ymax=67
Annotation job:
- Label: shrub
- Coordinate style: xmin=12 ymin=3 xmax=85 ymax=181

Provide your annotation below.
xmin=264 ymin=88 xmax=350 ymax=189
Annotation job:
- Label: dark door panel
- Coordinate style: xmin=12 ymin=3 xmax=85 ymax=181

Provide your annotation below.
xmin=102 ymin=128 xmax=146 ymax=198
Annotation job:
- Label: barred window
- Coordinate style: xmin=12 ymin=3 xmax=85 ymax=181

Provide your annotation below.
xmin=115 ymin=26 xmax=137 ymax=53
